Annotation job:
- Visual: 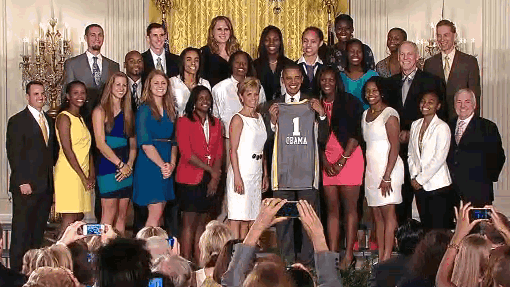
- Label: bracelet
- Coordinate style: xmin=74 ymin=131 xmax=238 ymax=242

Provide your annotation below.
xmin=117 ymin=161 xmax=125 ymax=169
xmin=337 ymin=162 xmax=344 ymax=167
xmin=382 ymin=178 xmax=391 ymax=183
xmin=341 ymin=153 xmax=351 ymax=159
xmin=447 ymin=243 xmax=460 ymax=251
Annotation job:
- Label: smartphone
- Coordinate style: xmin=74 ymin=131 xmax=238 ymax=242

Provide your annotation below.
xmin=167 ymin=237 xmax=175 ymax=248
xmin=470 ymin=208 xmax=491 ymax=220
xmin=276 ymin=201 xmax=300 ymax=218
xmin=148 ymin=278 xmax=163 ymax=287
xmin=87 ymin=252 xmax=95 ymax=263
xmin=79 ymin=224 xmax=105 ymax=236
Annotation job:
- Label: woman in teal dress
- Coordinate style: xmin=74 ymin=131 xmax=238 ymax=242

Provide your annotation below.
xmin=133 ymin=70 xmax=178 ymax=227
xmin=340 ymin=38 xmax=379 ymax=110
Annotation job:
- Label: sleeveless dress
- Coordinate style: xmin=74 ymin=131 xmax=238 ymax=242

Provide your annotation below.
xmin=340 ymin=70 xmax=378 ymax=110
xmin=133 ymin=104 xmax=175 ymax=206
xmin=96 ymin=112 xmax=132 ymax=199
xmin=362 ymin=107 xmax=404 ymax=207
xmin=226 ymin=113 xmax=267 ymax=221
xmin=322 ymin=100 xmax=364 ymax=186
xmin=54 ymin=111 xmax=92 ymax=213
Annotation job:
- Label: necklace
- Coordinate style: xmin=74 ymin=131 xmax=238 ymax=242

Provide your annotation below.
xmin=371 ymin=108 xmax=384 ymax=114
xmin=269 ymin=60 xmax=278 ymax=65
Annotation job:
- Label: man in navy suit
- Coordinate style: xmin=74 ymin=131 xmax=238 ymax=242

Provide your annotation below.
xmin=124 ymin=50 xmax=144 ymax=112
xmin=141 ymin=23 xmax=180 ymax=84
xmin=6 ymin=81 xmax=57 ymax=272
xmin=447 ymin=89 xmax=505 ymax=207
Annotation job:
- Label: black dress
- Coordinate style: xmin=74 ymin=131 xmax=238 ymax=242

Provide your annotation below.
xmin=200 ymin=46 xmax=230 ymax=88
xmin=253 ymin=56 xmax=294 ymax=101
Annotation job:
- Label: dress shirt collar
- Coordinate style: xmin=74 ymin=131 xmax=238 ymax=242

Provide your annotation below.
xmin=457 ymin=112 xmax=474 ymax=128
xmin=442 ymin=49 xmax=456 ymax=68
xmin=285 ymin=91 xmax=301 ymax=103
xmin=150 ymin=48 xmax=166 ymax=71
xmin=27 ymin=104 xmax=49 ymax=134
xmin=230 ymin=76 xmax=239 ymax=85
xmin=297 ymin=55 xmax=323 ymax=66
xmin=86 ymin=50 xmax=102 ymax=63
xmin=402 ymin=67 xmax=418 ymax=81
xmin=127 ymin=77 xmax=142 ymax=87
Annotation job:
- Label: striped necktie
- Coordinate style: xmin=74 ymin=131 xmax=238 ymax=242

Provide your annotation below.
xmin=92 ymin=56 xmax=101 ymax=86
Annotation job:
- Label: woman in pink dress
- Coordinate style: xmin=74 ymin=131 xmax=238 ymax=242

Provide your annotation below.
xmin=318 ymin=65 xmax=365 ymax=270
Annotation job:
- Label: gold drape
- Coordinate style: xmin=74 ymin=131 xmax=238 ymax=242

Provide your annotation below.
xmin=149 ymin=0 xmax=348 ymax=60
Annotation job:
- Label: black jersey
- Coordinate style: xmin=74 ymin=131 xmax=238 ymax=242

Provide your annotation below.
xmin=272 ymin=100 xmax=319 ymax=190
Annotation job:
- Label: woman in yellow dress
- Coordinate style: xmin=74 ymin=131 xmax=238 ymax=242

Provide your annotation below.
xmin=54 ymin=80 xmax=94 ymax=232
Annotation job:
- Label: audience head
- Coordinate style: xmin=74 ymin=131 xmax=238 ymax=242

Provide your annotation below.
xmin=484 ymin=213 xmax=510 ymax=247
xmin=317 ymin=65 xmax=345 ymax=99
xmin=451 ymin=234 xmax=491 ymax=287
xmin=287 ymin=265 xmax=314 ymax=287
xmin=436 ymin=19 xmax=457 ymax=54
xmin=409 ymin=229 xmax=452 ymax=282
xmin=198 ymin=220 xmax=234 ymax=267
xmin=22 ymin=249 xmax=39 ymax=275
xmin=146 ymin=236 xmax=172 ymax=264
xmin=97 ymin=237 xmax=152 ymax=287
xmin=84 ymin=24 xmax=104 ymax=53
xmin=395 ymin=219 xmax=424 ymax=256
xmin=362 ymin=76 xmax=390 ymax=107
xmin=485 ymin=246 xmax=510 ymax=287
xmin=67 ymin=240 xmax=95 ymax=286
xmin=419 ymin=91 xmax=443 ymax=117
xmin=141 ymin=70 xmax=176 ymax=121
xmin=334 ymin=14 xmax=354 ymax=43
xmin=213 ymin=239 xmax=243 ymax=284
xmin=48 ymin=244 xmax=73 ymax=271
xmin=301 ymin=27 xmax=324 ymax=59
xmin=345 ymin=38 xmax=367 ymax=73
xmin=454 ymin=88 xmax=477 ymax=120
xmin=146 ymin=23 xmax=167 ymax=54
xmin=207 ymin=16 xmax=240 ymax=56
xmin=179 ymin=47 xmax=202 ymax=83
xmin=23 ymin=267 xmax=76 ymax=287
xmin=100 ymin=71 xmax=134 ymax=136
xmin=387 ymin=28 xmax=407 ymax=53
xmin=243 ymin=261 xmax=294 ymax=287
xmin=152 ymin=255 xmax=192 ymax=287
xmin=149 ymin=272 xmax=176 ymax=287
xmin=258 ymin=25 xmax=285 ymax=60
xmin=281 ymin=63 xmax=304 ymax=96
xmin=124 ymin=50 xmax=144 ymax=80
xmin=136 ymin=226 xmax=169 ymax=240
xmin=184 ymin=85 xmax=214 ymax=122
xmin=62 ymin=80 xmax=87 ymax=112
xmin=398 ymin=41 xmax=419 ymax=74
xmin=228 ymin=50 xmax=255 ymax=79
xmin=237 ymin=77 xmax=261 ymax=109
xmin=25 ymin=81 xmax=46 ymax=111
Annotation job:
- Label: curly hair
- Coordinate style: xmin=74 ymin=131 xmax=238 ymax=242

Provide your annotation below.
xmin=206 ymin=16 xmax=240 ymax=56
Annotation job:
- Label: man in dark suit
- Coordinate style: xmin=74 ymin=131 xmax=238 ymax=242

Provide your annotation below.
xmin=388 ymin=41 xmax=446 ymax=225
xmin=64 ymin=24 xmax=120 ymax=123
xmin=6 ymin=81 xmax=57 ymax=272
xmin=267 ymin=63 xmax=328 ymax=267
xmin=447 ymin=89 xmax=505 ymax=207
xmin=141 ymin=23 xmax=179 ymax=84
xmin=125 ymin=50 xmax=144 ymax=112
xmin=424 ymin=20 xmax=481 ymax=120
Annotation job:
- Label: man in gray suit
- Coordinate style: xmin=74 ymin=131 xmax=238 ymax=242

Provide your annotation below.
xmin=64 ymin=24 xmax=120 ymax=123
xmin=424 ymin=20 xmax=481 ymax=120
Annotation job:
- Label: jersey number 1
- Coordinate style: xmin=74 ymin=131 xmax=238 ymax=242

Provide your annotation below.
xmin=292 ymin=117 xmax=301 ymax=136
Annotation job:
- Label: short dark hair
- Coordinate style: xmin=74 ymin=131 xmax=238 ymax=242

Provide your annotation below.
xmin=302 ymin=26 xmax=324 ymax=42
xmin=436 ymin=19 xmax=457 ymax=34
xmin=26 ymin=80 xmax=44 ymax=94
xmin=345 ymin=38 xmax=368 ymax=73
xmin=335 ymin=14 xmax=353 ymax=28
xmin=396 ymin=219 xmax=424 ymax=256
xmin=287 ymin=266 xmax=314 ymax=287
xmin=361 ymin=76 xmax=391 ymax=106
xmin=85 ymin=24 xmax=103 ymax=36
xmin=97 ymin=238 xmax=152 ymax=287
xmin=418 ymin=90 xmax=444 ymax=107
xmin=228 ymin=50 xmax=255 ymax=77
xmin=65 ymin=80 xmax=86 ymax=95
xmin=409 ymin=230 xmax=452 ymax=281
xmin=389 ymin=27 xmax=408 ymax=41
xmin=282 ymin=62 xmax=303 ymax=77
xmin=146 ymin=23 xmax=165 ymax=36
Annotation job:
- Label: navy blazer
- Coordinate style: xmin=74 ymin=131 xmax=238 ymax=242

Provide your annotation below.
xmin=141 ymin=49 xmax=180 ymax=85
xmin=447 ymin=116 xmax=505 ymax=206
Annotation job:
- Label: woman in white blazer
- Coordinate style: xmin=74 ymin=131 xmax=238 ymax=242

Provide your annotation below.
xmin=408 ymin=91 xmax=455 ymax=229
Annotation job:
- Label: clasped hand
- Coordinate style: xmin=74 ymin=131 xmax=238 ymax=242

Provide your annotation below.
xmin=160 ymin=162 xmax=175 ymax=179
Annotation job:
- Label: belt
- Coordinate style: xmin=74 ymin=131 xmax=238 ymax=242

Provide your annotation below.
xmin=154 ymin=138 xmax=174 ymax=143
xmin=252 ymin=154 xmax=263 ymax=160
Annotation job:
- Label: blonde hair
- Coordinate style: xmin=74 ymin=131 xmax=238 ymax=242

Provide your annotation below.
xmin=238 ymin=77 xmax=261 ymax=100
xmin=22 ymin=249 xmax=39 ymax=275
xmin=136 ymin=226 xmax=169 ymax=240
xmin=206 ymin=16 xmax=240 ymax=56
xmin=198 ymin=220 xmax=233 ymax=267
xmin=141 ymin=70 xmax=176 ymax=122
xmin=152 ymin=255 xmax=192 ymax=287
xmin=243 ymin=261 xmax=294 ymax=287
xmin=48 ymin=244 xmax=73 ymax=271
xmin=451 ymin=234 xmax=491 ymax=287
xmin=23 ymin=266 xmax=75 ymax=287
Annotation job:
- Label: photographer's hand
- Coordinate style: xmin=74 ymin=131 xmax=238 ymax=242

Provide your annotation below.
xmin=243 ymin=198 xmax=288 ymax=247
xmin=297 ymin=200 xmax=328 ymax=253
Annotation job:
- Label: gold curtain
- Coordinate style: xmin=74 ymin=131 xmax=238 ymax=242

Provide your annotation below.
xmin=149 ymin=0 xmax=348 ymax=60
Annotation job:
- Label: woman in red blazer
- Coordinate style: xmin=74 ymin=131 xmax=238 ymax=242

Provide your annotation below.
xmin=176 ymin=85 xmax=223 ymax=262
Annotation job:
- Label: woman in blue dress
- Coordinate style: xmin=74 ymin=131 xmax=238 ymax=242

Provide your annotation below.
xmin=340 ymin=38 xmax=379 ymax=110
xmin=133 ymin=69 xmax=178 ymax=227
xmin=93 ymin=72 xmax=136 ymax=234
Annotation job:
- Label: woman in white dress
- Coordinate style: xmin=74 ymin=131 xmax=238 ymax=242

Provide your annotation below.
xmin=227 ymin=77 xmax=268 ymax=239
xmin=361 ymin=76 xmax=404 ymax=261
xmin=170 ymin=47 xmax=211 ymax=117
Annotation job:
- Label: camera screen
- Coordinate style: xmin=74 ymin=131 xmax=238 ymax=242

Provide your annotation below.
xmin=86 ymin=224 xmax=103 ymax=235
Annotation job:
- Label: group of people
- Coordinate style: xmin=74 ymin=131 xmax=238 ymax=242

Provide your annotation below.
xmin=5 ymin=10 xmax=507 ymax=284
